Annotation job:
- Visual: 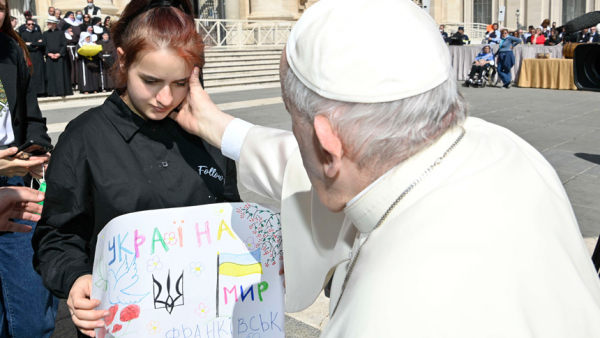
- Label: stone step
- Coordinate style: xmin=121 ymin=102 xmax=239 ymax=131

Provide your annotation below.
xmin=205 ymin=55 xmax=281 ymax=63
xmin=204 ymin=59 xmax=280 ymax=68
xmin=204 ymin=51 xmax=282 ymax=58
xmin=204 ymin=75 xmax=280 ymax=88
xmin=205 ymin=45 xmax=284 ymax=52
xmin=203 ymin=64 xmax=279 ymax=74
xmin=204 ymin=69 xmax=280 ymax=80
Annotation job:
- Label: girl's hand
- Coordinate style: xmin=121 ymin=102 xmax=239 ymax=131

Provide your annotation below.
xmin=67 ymin=275 xmax=109 ymax=337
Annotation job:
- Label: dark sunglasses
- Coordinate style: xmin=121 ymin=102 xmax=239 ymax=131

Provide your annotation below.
xmin=26 ymin=23 xmax=34 ymax=26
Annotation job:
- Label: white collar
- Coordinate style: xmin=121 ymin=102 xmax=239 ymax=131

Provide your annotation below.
xmin=344 ymin=126 xmax=466 ymax=233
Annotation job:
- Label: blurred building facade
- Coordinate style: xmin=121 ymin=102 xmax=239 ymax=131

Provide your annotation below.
xmin=8 ymin=0 xmax=600 ymax=28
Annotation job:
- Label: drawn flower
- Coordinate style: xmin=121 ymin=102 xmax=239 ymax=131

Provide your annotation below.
xmin=190 ymin=262 xmax=205 ymax=276
xmin=112 ymin=324 xmax=123 ymax=333
xmin=214 ymin=205 xmax=230 ymax=218
xmin=104 ymin=304 xmax=118 ymax=326
xmin=147 ymin=256 xmax=163 ymax=272
xmin=246 ymin=333 xmax=260 ymax=338
xmin=163 ymin=232 xmax=177 ymax=245
xmin=194 ymin=303 xmax=210 ymax=318
xmin=120 ymin=304 xmax=140 ymax=322
xmin=244 ymin=237 xmax=255 ymax=250
xmin=147 ymin=320 xmax=161 ymax=335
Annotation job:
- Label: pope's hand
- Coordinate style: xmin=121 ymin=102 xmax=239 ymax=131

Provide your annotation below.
xmin=170 ymin=67 xmax=234 ymax=149
xmin=68 ymin=275 xmax=109 ymax=337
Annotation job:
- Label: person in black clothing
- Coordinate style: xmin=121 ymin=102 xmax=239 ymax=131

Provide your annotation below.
xmin=90 ymin=16 xmax=107 ymax=41
xmin=545 ymin=27 xmax=562 ymax=46
xmin=578 ymin=28 xmax=591 ymax=43
xmin=0 ymin=0 xmax=57 ymax=335
xmin=17 ymin=10 xmax=40 ymax=33
xmin=19 ymin=19 xmax=46 ymax=95
xmin=43 ymin=17 xmax=73 ymax=97
xmin=589 ymin=25 xmax=599 ymax=43
xmin=63 ymin=24 xmax=79 ymax=89
xmin=98 ymin=32 xmax=115 ymax=90
xmin=81 ymin=13 xmax=92 ymax=31
xmin=32 ymin=1 xmax=239 ymax=337
xmin=83 ymin=0 xmax=102 ymax=17
xmin=439 ymin=24 xmax=449 ymax=43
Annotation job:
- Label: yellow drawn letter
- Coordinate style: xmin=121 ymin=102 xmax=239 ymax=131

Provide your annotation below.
xmin=217 ymin=220 xmax=236 ymax=240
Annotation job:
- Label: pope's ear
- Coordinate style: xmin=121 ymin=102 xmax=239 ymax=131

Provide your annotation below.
xmin=314 ymin=115 xmax=343 ymax=178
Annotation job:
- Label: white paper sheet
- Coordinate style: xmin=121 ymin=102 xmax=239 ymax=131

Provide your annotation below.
xmin=91 ymin=203 xmax=285 ymax=338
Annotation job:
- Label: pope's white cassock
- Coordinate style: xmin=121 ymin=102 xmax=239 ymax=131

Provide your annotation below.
xmin=221 ymin=117 xmax=600 ymax=337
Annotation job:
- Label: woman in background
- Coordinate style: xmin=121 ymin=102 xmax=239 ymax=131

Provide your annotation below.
xmin=497 ymin=29 xmax=522 ymax=89
xmin=0 ymin=0 xmax=57 ymax=336
xmin=77 ymin=31 xmax=101 ymax=94
xmin=103 ymin=16 xmax=112 ymax=30
xmin=529 ymin=28 xmax=546 ymax=45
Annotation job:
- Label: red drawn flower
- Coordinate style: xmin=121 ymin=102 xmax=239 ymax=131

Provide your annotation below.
xmin=120 ymin=304 xmax=141 ymax=322
xmin=105 ymin=304 xmax=118 ymax=326
xmin=273 ymin=262 xmax=276 ymax=265
xmin=112 ymin=324 xmax=123 ymax=333
xmin=253 ymin=231 xmax=256 ymax=234
xmin=265 ymin=263 xmax=269 ymax=267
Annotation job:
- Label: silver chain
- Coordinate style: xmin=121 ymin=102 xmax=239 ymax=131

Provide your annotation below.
xmin=331 ymin=127 xmax=466 ymax=318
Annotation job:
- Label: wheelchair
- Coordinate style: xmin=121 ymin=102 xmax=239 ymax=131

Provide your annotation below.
xmin=463 ymin=58 xmax=500 ymax=88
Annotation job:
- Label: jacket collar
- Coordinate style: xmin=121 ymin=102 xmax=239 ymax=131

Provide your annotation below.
xmin=102 ymin=91 xmax=146 ymax=141
xmin=102 ymin=91 xmax=180 ymax=142
xmin=344 ymin=125 xmax=466 ymax=233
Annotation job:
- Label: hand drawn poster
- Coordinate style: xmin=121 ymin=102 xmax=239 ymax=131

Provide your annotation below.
xmin=91 ymin=203 xmax=284 ymax=338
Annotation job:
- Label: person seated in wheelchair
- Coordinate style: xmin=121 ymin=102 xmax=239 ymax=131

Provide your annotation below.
xmin=464 ymin=44 xmax=494 ymax=87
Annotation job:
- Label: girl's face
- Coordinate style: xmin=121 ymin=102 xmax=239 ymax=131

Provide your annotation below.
xmin=0 ymin=0 xmax=6 ymax=27
xmin=121 ymin=48 xmax=191 ymax=121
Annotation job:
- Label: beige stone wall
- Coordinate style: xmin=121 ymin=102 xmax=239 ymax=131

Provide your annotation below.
xmin=429 ymin=0 xmax=600 ymax=29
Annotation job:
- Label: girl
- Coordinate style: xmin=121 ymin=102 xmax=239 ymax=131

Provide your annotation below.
xmin=32 ymin=0 xmax=241 ymax=337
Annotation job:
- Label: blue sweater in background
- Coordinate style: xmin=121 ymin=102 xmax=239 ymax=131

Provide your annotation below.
xmin=498 ymin=35 xmax=522 ymax=53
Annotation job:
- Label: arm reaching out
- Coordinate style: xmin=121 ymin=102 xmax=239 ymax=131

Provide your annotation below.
xmin=170 ymin=67 xmax=235 ymax=149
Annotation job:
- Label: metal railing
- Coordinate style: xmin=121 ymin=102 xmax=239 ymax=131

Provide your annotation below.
xmin=440 ymin=23 xmax=489 ymax=45
xmin=195 ymin=19 xmax=295 ymax=48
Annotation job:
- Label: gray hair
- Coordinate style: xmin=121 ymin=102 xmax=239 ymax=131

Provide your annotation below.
xmin=282 ymin=68 xmax=468 ymax=171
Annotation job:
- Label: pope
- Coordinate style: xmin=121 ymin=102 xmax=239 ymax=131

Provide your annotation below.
xmin=172 ymin=0 xmax=600 ymax=336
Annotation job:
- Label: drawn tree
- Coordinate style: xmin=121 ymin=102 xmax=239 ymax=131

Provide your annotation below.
xmin=236 ymin=204 xmax=282 ymax=267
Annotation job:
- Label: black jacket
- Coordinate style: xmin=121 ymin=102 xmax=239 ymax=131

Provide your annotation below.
xmin=0 ymin=32 xmax=50 ymax=147
xmin=32 ymin=91 xmax=241 ymax=298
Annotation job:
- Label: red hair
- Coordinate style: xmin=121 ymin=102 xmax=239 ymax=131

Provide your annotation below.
xmin=110 ymin=0 xmax=204 ymax=90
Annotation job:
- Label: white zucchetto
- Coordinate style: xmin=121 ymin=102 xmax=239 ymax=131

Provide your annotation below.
xmin=286 ymin=0 xmax=451 ymax=103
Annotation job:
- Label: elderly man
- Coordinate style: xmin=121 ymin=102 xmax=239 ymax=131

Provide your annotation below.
xmin=173 ymin=0 xmax=600 ymax=336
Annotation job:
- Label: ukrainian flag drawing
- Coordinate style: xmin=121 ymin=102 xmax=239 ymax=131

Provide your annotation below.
xmin=218 ymin=249 xmax=263 ymax=277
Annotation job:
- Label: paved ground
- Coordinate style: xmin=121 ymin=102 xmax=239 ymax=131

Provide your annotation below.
xmin=43 ymin=83 xmax=600 ymax=337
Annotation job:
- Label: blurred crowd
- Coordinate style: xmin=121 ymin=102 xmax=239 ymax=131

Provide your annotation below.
xmin=439 ymin=19 xmax=600 ymax=46
xmin=9 ymin=0 xmax=116 ymax=97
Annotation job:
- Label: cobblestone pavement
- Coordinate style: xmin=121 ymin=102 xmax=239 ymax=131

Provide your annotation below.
xmin=45 ymin=84 xmax=600 ymax=337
